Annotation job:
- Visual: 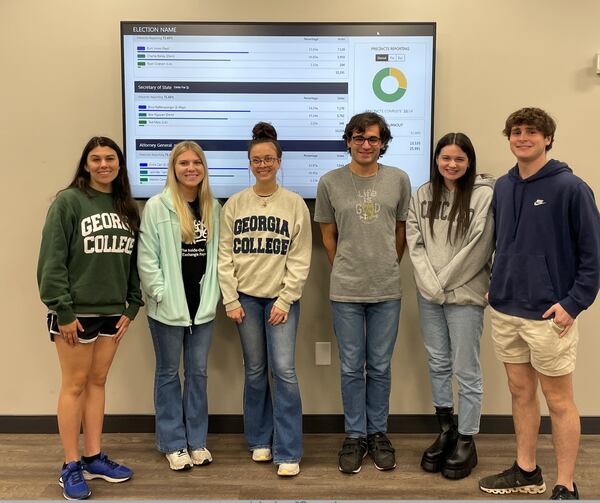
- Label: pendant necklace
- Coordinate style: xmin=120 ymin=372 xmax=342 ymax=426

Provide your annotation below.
xmin=350 ymin=165 xmax=380 ymax=223
xmin=254 ymin=185 xmax=279 ymax=207
xmin=350 ymin=165 xmax=379 ymax=197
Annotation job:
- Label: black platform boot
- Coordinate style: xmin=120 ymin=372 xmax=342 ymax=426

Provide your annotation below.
xmin=420 ymin=407 xmax=458 ymax=473
xmin=441 ymin=433 xmax=478 ymax=479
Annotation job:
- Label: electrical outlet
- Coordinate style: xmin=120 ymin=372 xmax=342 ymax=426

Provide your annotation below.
xmin=315 ymin=342 xmax=331 ymax=366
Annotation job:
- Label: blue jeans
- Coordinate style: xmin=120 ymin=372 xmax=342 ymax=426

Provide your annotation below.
xmin=330 ymin=300 xmax=401 ymax=437
xmin=148 ymin=317 xmax=214 ymax=453
xmin=237 ymin=293 xmax=302 ymax=464
xmin=416 ymin=293 xmax=484 ymax=435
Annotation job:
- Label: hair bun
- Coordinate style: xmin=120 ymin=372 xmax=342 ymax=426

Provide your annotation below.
xmin=252 ymin=122 xmax=277 ymax=141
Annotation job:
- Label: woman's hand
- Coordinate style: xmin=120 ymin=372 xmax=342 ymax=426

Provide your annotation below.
xmin=227 ymin=307 xmax=245 ymax=324
xmin=58 ymin=319 xmax=84 ymax=346
xmin=114 ymin=315 xmax=131 ymax=343
xmin=268 ymin=306 xmax=288 ymax=326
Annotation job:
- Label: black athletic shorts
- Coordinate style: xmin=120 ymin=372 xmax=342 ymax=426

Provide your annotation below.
xmin=47 ymin=313 xmax=121 ymax=343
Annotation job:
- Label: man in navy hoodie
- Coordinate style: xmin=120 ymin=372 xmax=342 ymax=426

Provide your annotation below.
xmin=479 ymin=108 xmax=600 ymax=500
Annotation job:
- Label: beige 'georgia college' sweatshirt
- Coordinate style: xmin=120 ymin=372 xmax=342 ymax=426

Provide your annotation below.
xmin=218 ymin=186 xmax=312 ymax=313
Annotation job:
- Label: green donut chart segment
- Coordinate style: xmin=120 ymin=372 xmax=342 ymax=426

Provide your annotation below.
xmin=372 ymin=67 xmax=408 ymax=102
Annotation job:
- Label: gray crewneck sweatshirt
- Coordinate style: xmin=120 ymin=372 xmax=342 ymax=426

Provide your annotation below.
xmin=406 ymin=174 xmax=495 ymax=306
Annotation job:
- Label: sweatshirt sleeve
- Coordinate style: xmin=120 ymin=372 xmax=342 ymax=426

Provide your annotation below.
xmin=274 ymin=198 xmax=312 ymax=312
xmin=437 ymin=188 xmax=494 ymax=292
xmin=405 ymin=194 xmax=445 ymax=303
xmin=137 ymin=199 xmax=165 ymax=303
xmin=218 ymin=199 xmax=241 ymax=311
xmin=123 ymin=239 xmax=143 ymax=320
xmin=37 ymin=197 xmax=77 ymax=325
xmin=560 ymin=183 xmax=600 ymax=318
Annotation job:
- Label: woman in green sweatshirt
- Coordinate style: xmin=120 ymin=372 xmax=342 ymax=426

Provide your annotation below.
xmin=406 ymin=133 xmax=495 ymax=481
xmin=137 ymin=141 xmax=221 ymax=472
xmin=37 ymin=137 xmax=142 ymax=500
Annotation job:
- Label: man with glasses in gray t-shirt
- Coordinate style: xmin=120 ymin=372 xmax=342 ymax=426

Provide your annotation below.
xmin=315 ymin=112 xmax=411 ymax=474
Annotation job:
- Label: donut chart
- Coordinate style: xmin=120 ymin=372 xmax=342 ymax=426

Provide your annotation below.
xmin=372 ymin=67 xmax=407 ymax=102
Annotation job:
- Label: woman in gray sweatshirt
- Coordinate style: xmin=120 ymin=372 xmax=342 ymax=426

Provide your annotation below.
xmin=406 ymin=133 xmax=494 ymax=480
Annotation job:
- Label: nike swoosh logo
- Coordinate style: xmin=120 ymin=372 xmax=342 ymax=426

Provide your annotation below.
xmin=533 ymin=200 xmax=546 ymax=206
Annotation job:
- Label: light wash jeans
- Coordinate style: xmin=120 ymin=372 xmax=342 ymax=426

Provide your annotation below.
xmin=237 ymin=293 xmax=302 ymax=464
xmin=330 ymin=300 xmax=401 ymax=437
xmin=148 ymin=317 xmax=214 ymax=453
xmin=416 ymin=293 xmax=484 ymax=435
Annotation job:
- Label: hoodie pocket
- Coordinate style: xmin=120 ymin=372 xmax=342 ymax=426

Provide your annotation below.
xmin=491 ymin=253 xmax=556 ymax=304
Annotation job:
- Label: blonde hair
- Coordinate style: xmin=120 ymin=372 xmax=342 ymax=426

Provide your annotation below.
xmin=166 ymin=141 xmax=213 ymax=244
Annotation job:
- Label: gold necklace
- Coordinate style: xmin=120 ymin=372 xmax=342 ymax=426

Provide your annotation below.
xmin=253 ymin=185 xmax=279 ymax=207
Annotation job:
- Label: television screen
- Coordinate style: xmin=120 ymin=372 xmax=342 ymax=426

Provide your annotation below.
xmin=121 ymin=22 xmax=436 ymax=198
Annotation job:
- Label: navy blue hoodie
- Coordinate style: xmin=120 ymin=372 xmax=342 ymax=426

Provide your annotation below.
xmin=489 ymin=159 xmax=600 ymax=319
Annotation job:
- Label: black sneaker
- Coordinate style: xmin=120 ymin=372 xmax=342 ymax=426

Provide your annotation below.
xmin=550 ymin=483 xmax=579 ymax=500
xmin=479 ymin=461 xmax=546 ymax=495
xmin=367 ymin=432 xmax=396 ymax=471
xmin=338 ymin=437 xmax=367 ymax=474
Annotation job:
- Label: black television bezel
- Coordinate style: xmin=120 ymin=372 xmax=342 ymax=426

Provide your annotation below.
xmin=120 ymin=21 xmax=436 ymax=200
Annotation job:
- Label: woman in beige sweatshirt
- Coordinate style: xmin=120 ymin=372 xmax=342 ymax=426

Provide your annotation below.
xmin=406 ymin=133 xmax=495 ymax=480
xmin=218 ymin=122 xmax=311 ymax=477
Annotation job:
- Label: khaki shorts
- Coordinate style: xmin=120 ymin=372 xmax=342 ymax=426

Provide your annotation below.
xmin=489 ymin=307 xmax=579 ymax=376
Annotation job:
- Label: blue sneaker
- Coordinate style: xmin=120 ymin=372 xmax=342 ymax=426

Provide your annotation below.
xmin=82 ymin=452 xmax=133 ymax=483
xmin=59 ymin=461 xmax=91 ymax=500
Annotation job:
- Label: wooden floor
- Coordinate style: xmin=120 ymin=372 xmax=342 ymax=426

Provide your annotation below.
xmin=1 ymin=433 xmax=599 ymax=500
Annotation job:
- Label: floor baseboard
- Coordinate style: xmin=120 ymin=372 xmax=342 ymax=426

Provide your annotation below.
xmin=1 ymin=414 xmax=599 ymax=434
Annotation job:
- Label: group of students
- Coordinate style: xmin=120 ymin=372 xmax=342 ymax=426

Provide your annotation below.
xmin=37 ymin=108 xmax=599 ymax=501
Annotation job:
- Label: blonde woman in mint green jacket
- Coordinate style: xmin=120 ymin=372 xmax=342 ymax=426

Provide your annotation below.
xmin=138 ymin=141 xmax=221 ymax=472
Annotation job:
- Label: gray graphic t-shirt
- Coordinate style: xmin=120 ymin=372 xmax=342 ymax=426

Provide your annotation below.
xmin=315 ymin=164 xmax=411 ymax=302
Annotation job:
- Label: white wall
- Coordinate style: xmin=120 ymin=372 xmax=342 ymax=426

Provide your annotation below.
xmin=2 ymin=0 xmax=599 ymax=416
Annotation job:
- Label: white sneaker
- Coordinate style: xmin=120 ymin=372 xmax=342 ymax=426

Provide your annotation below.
xmin=165 ymin=449 xmax=193 ymax=471
xmin=251 ymin=448 xmax=273 ymax=462
xmin=190 ymin=447 xmax=213 ymax=466
xmin=277 ymin=463 xmax=300 ymax=477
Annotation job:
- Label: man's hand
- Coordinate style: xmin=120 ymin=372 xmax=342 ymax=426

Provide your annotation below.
xmin=542 ymin=303 xmax=574 ymax=338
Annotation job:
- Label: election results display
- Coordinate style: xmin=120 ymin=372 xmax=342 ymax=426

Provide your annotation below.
xmin=121 ymin=22 xmax=436 ymax=198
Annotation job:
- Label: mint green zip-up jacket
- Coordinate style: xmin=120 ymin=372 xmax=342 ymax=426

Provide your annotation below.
xmin=138 ymin=188 xmax=221 ymax=326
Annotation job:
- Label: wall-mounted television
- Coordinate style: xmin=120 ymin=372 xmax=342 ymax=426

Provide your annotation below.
xmin=121 ymin=22 xmax=436 ymax=199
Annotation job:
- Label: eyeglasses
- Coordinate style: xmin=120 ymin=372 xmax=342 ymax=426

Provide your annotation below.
xmin=350 ymin=135 xmax=381 ymax=146
xmin=250 ymin=156 xmax=280 ymax=167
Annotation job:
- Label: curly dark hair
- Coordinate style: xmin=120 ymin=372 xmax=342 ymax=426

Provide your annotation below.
xmin=503 ymin=107 xmax=556 ymax=151
xmin=343 ymin=112 xmax=393 ymax=156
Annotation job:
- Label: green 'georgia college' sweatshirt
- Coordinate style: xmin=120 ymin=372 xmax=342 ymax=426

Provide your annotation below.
xmin=37 ymin=187 xmax=142 ymax=325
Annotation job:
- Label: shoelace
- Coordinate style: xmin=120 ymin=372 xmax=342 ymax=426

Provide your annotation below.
xmin=67 ymin=465 xmax=85 ymax=484
xmin=100 ymin=455 xmax=120 ymax=469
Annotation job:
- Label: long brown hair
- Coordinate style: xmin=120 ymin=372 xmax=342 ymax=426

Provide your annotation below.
xmin=428 ymin=132 xmax=476 ymax=243
xmin=67 ymin=136 xmax=140 ymax=233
